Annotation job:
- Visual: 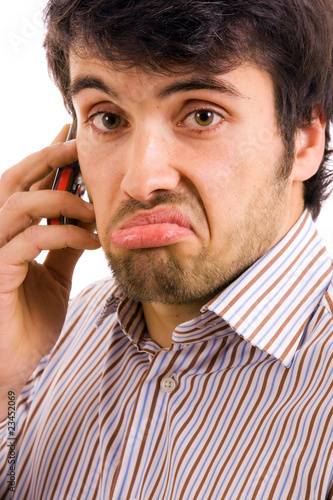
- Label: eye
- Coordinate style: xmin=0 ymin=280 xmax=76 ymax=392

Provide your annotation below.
xmin=180 ymin=108 xmax=224 ymax=131
xmin=194 ymin=110 xmax=214 ymax=126
xmin=88 ymin=112 xmax=124 ymax=133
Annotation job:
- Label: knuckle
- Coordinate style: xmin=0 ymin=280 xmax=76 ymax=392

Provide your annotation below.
xmin=63 ymin=223 xmax=75 ymax=239
xmin=22 ymin=225 xmax=39 ymax=242
xmin=0 ymin=235 xmax=9 ymax=248
xmin=37 ymin=146 xmax=50 ymax=162
xmin=39 ymin=143 xmax=70 ymax=168
xmin=28 ymin=146 xmax=52 ymax=171
xmin=0 ymin=168 xmax=18 ymax=191
xmin=3 ymin=192 xmax=26 ymax=212
xmin=57 ymin=189 xmax=70 ymax=204
xmin=57 ymin=190 xmax=80 ymax=213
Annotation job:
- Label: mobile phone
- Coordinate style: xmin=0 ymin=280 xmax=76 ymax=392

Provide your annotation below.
xmin=47 ymin=125 xmax=86 ymax=225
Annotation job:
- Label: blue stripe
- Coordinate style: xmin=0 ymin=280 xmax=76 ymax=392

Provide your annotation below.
xmin=242 ymin=333 xmax=332 ymax=498
xmin=212 ymin=216 xmax=313 ymax=311
xmin=16 ymin=318 xmax=111 ymax=499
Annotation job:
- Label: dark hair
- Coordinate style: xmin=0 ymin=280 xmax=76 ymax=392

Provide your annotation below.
xmin=43 ymin=0 xmax=333 ymax=219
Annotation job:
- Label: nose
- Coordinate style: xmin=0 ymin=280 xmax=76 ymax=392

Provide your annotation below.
xmin=120 ymin=127 xmax=181 ymax=201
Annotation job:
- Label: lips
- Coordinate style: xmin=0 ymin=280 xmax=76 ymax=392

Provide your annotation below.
xmin=109 ymin=208 xmax=195 ymax=249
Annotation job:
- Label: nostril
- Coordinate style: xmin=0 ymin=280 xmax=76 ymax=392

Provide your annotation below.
xmin=120 ymin=164 xmax=181 ymax=202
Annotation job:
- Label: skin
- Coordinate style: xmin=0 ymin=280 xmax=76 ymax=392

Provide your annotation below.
xmin=69 ymin=54 xmax=326 ymax=347
xmin=0 ymin=53 xmax=325 ymax=420
xmin=0 ymin=126 xmax=100 ymax=420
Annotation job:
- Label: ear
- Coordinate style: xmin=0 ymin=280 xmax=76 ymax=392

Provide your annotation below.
xmin=292 ymin=112 xmax=326 ymax=182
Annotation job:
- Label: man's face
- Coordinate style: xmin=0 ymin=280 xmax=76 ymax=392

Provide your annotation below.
xmin=70 ymin=55 xmax=300 ymax=305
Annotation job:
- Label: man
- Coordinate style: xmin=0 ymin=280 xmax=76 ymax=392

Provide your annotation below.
xmin=0 ymin=0 xmax=333 ymax=498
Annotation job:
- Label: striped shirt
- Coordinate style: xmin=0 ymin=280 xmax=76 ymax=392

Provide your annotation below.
xmin=1 ymin=210 xmax=333 ymax=499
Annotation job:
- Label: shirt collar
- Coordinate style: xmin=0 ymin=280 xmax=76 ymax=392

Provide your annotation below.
xmin=96 ymin=282 xmax=123 ymax=327
xmin=96 ymin=282 xmax=148 ymax=347
xmin=203 ymin=211 xmax=333 ymax=367
xmin=96 ymin=211 xmax=333 ymax=367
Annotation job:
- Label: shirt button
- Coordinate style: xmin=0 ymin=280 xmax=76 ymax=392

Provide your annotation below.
xmin=160 ymin=376 xmax=177 ymax=393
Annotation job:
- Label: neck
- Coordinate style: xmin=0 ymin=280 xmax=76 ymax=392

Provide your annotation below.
xmin=142 ymin=300 xmax=208 ymax=348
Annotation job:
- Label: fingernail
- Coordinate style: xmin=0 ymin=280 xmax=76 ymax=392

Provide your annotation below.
xmin=83 ymin=200 xmax=94 ymax=211
xmin=63 ymin=139 xmax=75 ymax=146
xmin=89 ymin=232 xmax=100 ymax=241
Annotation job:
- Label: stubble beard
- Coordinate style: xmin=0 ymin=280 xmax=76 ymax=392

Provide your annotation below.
xmin=104 ymin=151 xmax=293 ymax=305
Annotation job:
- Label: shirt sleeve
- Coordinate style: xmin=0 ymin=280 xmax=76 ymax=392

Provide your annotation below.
xmin=0 ymin=351 xmax=52 ymax=494
xmin=0 ymin=420 xmax=7 ymax=446
xmin=328 ymin=478 xmax=333 ymax=499
xmin=0 ymin=278 xmax=114 ymax=496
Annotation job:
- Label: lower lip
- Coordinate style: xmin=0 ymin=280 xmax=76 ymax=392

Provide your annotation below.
xmin=110 ymin=223 xmax=195 ymax=249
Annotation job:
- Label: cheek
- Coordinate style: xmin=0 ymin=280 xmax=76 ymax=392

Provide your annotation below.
xmin=78 ymin=140 xmax=123 ymax=198
xmin=186 ymin=138 xmax=278 ymax=242
xmin=184 ymin=142 xmax=250 ymax=211
xmin=78 ymin=147 xmax=125 ymax=237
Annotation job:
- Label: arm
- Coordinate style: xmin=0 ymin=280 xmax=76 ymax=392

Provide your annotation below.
xmin=0 ymin=125 xmax=100 ymax=421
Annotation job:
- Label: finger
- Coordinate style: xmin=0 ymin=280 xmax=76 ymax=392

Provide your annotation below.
xmin=30 ymin=170 xmax=57 ymax=192
xmin=0 ymin=190 xmax=95 ymax=247
xmin=30 ymin=124 xmax=72 ymax=192
xmin=0 ymin=133 xmax=77 ymax=206
xmin=50 ymin=124 xmax=71 ymax=145
xmin=43 ymin=247 xmax=85 ymax=290
xmin=0 ymin=224 xmax=100 ymax=294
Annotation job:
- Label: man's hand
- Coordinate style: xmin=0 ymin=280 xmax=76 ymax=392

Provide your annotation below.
xmin=0 ymin=125 xmax=100 ymax=420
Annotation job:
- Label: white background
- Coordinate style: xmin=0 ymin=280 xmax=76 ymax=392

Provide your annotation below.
xmin=1 ymin=0 xmax=333 ymax=298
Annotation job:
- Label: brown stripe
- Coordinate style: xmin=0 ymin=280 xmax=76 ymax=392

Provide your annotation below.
xmin=46 ymin=394 xmax=99 ymax=499
xmin=270 ymin=355 xmax=333 ymax=499
xmin=19 ymin=323 xmax=111 ymax=499
xmin=325 ymin=288 xmax=333 ymax=311
xmin=222 ymin=365 xmax=289 ymax=500
xmin=235 ymin=231 xmax=317 ymax=331
xmin=118 ymin=299 xmax=148 ymax=346
xmin=52 ymin=283 xmax=111 ymax=358
xmin=15 ymin=310 xmax=88 ymax=445
xmin=233 ymin=338 xmax=312 ymax=499
xmin=122 ymin=349 xmax=184 ymax=500
xmin=215 ymin=212 xmax=310 ymax=316
xmin=100 ymin=351 xmax=148 ymax=430
xmin=142 ymin=340 xmax=225 ymax=499
xmin=247 ymin=319 xmax=333 ymax=500
xmin=117 ymin=295 xmax=130 ymax=315
xmin=171 ymin=339 xmax=256 ymax=499
xmin=101 ymin=362 xmax=155 ymax=491
xmin=43 ymin=335 xmax=125 ymax=498
xmin=63 ymin=414 xmax=99 ymax=498
xmin=73 ymin=350 xmax=148 ymax=498
xmin=195 ymin=351 xmax=274 ymax=499
xmin=198 ymin=358 xmax=280 ymax=494
xmin=287 ymin=400 xmax=333 ymax=499
xmin=15 ymin=311 xmax=90 ymax=444
xmin=248 ymin=247 xmax=326 ymax=344
xmin=317 ymin=439 xmax=333 ymax=499
xmin=174 ymin=323 xmax=230 ymax=344
xmin=279 ymin=317 xmax=310 ymax=363
xmin=122 ymin=300 xmax=141 ymax=334
xmin=276 ymin=268 xmax=332 ymax=363
xmin=173 ymin=314 xmax=224 ymax=336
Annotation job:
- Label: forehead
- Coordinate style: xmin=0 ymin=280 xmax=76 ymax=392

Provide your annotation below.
xmin=69 ymin=51 xmax=275 ymax=109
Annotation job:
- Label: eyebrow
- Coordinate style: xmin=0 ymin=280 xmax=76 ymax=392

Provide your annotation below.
xmin=68 ymin=74 xmax=245 ymax=102
xmin=69 ymin=76 xmax=119 ymax=101
xmin=157 ymin=77 xmax=245 ymax=100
